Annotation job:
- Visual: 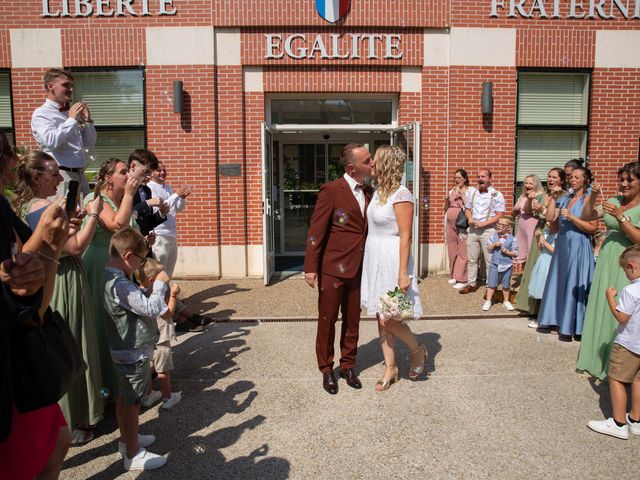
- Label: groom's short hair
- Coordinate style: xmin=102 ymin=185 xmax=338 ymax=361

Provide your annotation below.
xmin=340 ymin=143 xmax=365 ymax=169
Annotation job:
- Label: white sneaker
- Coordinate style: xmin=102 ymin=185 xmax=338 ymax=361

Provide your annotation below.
xmin=141 ymin=390 xmax=162 ymax=408
xmin=503 ymin=301 xmax=515 ymax=311
xmin=627 ymin=414 xmax=640 ymax=435
xmin=123 ymin=448 xmax=167 ymax=471
xmin=528 ymin=320 xmax=539 ymax=329
xmin=118 ymin=433 xmax=156 ymax=457
xmin=453 ymin=282 xmax=468 ymax=290
xmin=161 ymin=392 xmax=182 ymax=410
xmin=447 ymin=278 xmax=457 ymax=285
xmin=587 ymin=418 xmax=629 ymax=439
xmin=482 ymin=300 xmax=492 ymax=311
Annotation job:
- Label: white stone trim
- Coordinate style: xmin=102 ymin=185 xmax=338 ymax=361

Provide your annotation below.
xmin=247 ymin=245 xmax=263 ymax=277
xmin=401 ymin=67 xmax=422 ymax=93
xmin=420 ymin=243 xmax=448 ymax=276
xmin=244 ymin=67 xmax=264 ymax=92
xmin=173 ymin=246 xmax=220 ymax=278
xmin=220 ymin=245 xmax=247 ymax=277
xmin=146 ymin=27 xmax=214 ymax=65
xmin=424 ymin=29 xmax=450 ymax=67
xmin=215 ymin=29 xmax=241 ymax=66
xmin=450 ymin=27 xmax=516 ymax=67
xmin=595 ymin=30 xmax=640 ymax=68
xmin=10 ymin=29 xmax=62 ymax=68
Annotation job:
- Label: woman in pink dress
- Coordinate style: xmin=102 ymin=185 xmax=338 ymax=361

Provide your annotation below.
xmin=512 ymin=175 xmax=544 ymax=275
xmin=445 ymin=169 xmax=469 ymax=289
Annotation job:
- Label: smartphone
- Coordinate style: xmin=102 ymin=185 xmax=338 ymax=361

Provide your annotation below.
xmin=65 ymin=180 xmax=80 ymax=216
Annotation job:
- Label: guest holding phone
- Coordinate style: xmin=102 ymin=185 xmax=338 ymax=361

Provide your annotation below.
xmin=12 ymin=151 xmax=105 ymax=445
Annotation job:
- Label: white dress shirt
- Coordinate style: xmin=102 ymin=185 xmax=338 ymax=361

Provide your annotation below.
xmin=465 ymin=186 xmax=506 ymax=221
xmin=343 ymin=173 xmax=365 ymax=216
xmin=615 ymin=278 xmax=640 ymax=355
xmin=31 ymin=99 xmax=97 ymax=169
xmin=147 ymin=180 xmax=186 ymax=237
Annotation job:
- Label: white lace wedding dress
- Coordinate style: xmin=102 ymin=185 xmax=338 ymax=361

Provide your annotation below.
xmin=361 ymin=185 xmax=423 ymax=318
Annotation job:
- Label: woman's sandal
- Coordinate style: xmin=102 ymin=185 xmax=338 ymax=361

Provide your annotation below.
xmin=375 ymin=365 xmax=398 ymax=392
xmin=409 ymin=344 xmax=428 ymax=381
xmin=70 ymin=428 xmax=94 ymax=446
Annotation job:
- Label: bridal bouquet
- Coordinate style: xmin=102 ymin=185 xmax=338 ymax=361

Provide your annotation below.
xmin=378 ymin=287 xmax=414 ymax=322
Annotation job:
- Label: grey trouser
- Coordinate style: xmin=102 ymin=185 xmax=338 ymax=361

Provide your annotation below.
xmin=51 ymin=169 xmax=90 ymax=201
xmin=466 ymin=226 xmax=496 ymax=285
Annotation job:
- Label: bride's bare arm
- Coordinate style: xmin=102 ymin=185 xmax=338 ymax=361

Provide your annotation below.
xmin=394 ymin=201 xmax=413 ymax=293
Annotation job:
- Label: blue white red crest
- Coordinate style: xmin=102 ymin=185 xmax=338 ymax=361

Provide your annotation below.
xmin=315 ymin=0 xmax=351 ymax=23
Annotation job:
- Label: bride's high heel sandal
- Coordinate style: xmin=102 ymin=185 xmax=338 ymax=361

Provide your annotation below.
xmin=375 ymin=365 xmax=398 ymax=392
xmin=409 ymin=344 xmax=427 ymax=380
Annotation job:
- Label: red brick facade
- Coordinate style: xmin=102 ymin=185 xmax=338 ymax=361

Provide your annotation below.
xmin=1 ymin=1 xmax=639 ymax=276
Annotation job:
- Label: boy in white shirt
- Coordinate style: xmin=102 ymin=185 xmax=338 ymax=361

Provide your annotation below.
xmin=588 ymin=245 xmax=640 ymax=439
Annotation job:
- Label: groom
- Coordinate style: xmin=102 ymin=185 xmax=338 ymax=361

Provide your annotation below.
xmin=304 ymin=144 xmax=373 ymax=394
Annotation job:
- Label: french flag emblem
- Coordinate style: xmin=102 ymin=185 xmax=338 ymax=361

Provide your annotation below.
xmin=315 ymin=0 xmax=351 ymax=23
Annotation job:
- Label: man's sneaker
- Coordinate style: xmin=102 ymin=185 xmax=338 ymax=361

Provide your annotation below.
xmin=482 ymin=300 xmax=492 ymax=311
xmin=118 ymin=434 xmax=156 ymax=457
xmin=453 ymin=282 xmax=468 ymax=290
xmin=161 ymin=392 xmax=182 ymax=410
xmin=528 ymin=320 xmax=539 ymax=329
xmin=627 ymin=414 xmax=640 ymax=435
xmin=123 ymin=448 xmax=167 ymax=471
xmin=141 ymin=390 xmax=162 ymax=408
xmin=447 ymin=278 xmax=457 ymax=285
xmin=503 ymin=301 xmax=515 ymax=311
xmin=587 ymin=418 xmax=629 ymax=439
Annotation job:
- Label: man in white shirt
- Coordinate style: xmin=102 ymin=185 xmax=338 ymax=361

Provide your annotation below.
xmin=148 ymin=161 xmax=192 ymax=277
xmin=31 ymin=68 xmax=96 ymax=197
xmin=459 ymin=169 xmax=506 ymax=294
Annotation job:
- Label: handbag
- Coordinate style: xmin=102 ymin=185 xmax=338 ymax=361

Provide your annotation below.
xmin=10 ymin=308 xmax=87 ymax=413
xmin=455 ymin=209 xmax=469 ymax=229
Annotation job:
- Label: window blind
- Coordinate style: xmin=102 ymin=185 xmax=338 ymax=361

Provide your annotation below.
xmin=518 ymin=73 xmax=589 ymax=125
xmin=88 ymin=130 xmax=145 ymax=172
xmin=73 ymin=70 xmax=144 ymax=126
xmin=516 ymin=130 xmax=586 ymax=182
xmin=0 ymin=73 xmax=12 ymax=128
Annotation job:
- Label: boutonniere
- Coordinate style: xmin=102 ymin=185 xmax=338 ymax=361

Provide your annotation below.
xmin=490 ymin=191 xmax=499 ymax=199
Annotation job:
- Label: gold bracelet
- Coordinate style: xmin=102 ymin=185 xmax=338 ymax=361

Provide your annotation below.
xmin=38 ymin=251 xmax=60 ymax=265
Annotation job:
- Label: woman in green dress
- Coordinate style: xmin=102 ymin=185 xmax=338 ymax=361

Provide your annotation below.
xmin=515 ymin=168 xmax=567 ymax=318
xmin=12 ymin=151 xmax=104 ymax=445
xmin=577 ymin=162 xmax=640 ymax=380
xmin=83 ymin=159 xmax=139 ymax=402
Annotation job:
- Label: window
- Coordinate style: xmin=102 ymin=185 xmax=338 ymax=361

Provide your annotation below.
xmin=516 ymin=72 xmax=590 ymax=186
xmin=270 ymin=98 xmax=393 ymax=125
xmin=70 ymin=68 xmax=145 ymax=171
xmin=0 ymin=71 xmax=14 ymax=144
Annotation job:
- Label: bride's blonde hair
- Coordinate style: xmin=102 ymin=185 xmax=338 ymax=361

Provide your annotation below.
xmin=373 ymin=145 xmax=406 ymax=205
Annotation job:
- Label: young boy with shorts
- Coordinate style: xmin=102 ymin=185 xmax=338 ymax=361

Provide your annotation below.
xmin=103 ymin=227 xmax=172 ymax=470
xmin=138 ymin=258 xmax=182 ymax=410
xmin=482 ymin=216 xmax=518 ymax=312
xmin=588 ymin=245 xmax=640 ymax=439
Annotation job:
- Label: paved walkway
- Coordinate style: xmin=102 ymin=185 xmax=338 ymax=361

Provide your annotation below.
xmin=60 ymin=277 xmax=639 ymax=479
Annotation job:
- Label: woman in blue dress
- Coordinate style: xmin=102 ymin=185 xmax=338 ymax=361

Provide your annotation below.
xmin=537 ymin=167 xmax=599 ymax=340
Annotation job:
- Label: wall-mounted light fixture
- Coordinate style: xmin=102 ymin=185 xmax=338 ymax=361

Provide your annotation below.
xmin=173 ymin=80 xmax=184 ymax=114
xmin=481 ymin=81 xmax=493 ymax=115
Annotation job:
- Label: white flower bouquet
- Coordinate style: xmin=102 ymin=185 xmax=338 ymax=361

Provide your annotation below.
xmin=378 ymin=286 xmax=414 ymax=322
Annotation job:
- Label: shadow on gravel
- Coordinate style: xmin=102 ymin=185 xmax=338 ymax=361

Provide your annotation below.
xmin=589 ymin=377 xmax=613 ymax=418
xmin=356 ymin=331 xmax=443 ymax=380
xmin=183 ymin=283 xmax=251 ymax=315
xmin=62 ymin=321 xmax=289 ymax=479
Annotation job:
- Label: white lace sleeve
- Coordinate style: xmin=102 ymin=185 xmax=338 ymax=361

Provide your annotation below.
xmin=392 ymin=186 xmax=415 ymax=205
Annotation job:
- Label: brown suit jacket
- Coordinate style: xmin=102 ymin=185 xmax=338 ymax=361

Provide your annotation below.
xmin=304 ymin=177 xmax=373 ymax=279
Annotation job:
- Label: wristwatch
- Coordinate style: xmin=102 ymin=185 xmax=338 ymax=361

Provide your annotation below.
xmin=619 ymin=215 xmax=630 ymax=224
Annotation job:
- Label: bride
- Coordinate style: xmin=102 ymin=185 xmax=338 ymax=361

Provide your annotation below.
xmin=361 ymin=145 xmax=426 ymax=392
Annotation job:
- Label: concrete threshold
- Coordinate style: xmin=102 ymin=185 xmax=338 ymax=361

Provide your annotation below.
xmin=213 ymin=312 xmax=529 ymax=323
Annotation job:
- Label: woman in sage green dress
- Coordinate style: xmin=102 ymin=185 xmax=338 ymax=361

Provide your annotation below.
xmin=12 ymin=151 xmax=104 ymax=444
xmin=83 ymin=159 xmax=139 ymax=401
xmin=577 ymin=162 xmax=640 ymax=380
xmin=515 ymin=168 xmax=567 ymax=316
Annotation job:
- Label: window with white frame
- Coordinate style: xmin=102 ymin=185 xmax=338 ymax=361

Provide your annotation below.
xmin=516 ymin=71 xmax=590 ymax=186
xmin=70 ymin=68 xmax=145 ymax=172
xmin=0 ymin=71 xmax=14 ymax=144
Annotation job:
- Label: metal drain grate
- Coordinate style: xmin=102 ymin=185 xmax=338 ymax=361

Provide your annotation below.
xmin=210 ymin=313 xmax=532 ymax=323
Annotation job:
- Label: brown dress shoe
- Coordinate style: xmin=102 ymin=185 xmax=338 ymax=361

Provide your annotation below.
xmin=339 ymin=368 xmax=362 ymax=389
xmin=322 ymin=371 xmax=338 ymax=395
xmin=459 ymin=284 xmax=479 ymax=294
